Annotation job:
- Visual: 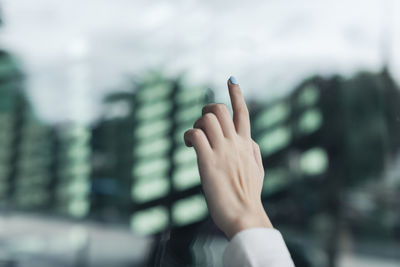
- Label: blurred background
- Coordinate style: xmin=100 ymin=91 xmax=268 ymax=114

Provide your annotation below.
xmin=0 ymin=0 xmax=400 ymax=266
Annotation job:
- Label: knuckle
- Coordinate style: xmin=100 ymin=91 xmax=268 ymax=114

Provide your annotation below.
xmin=252 ymin=140 xmax=260 ymax=149
xmin=214 ymin=103 xmax=228 ymax=114
xmin=203 ymin=113 xmax=216 ymax=124
xmin=191 ymin=128 xmax=203 ymax=139
xmin=203 ymin=103 xmax=229 ymax=117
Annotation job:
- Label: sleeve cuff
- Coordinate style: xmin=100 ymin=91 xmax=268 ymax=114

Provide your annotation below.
xmin=223 ymin=228 xmax=295 ymax=267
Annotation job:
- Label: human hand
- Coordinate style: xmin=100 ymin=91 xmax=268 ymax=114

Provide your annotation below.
xmin=184 ymin=76 xmax=272 ymax=240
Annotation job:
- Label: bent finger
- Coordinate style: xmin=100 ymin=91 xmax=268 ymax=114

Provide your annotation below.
xmin=202 ymin=103 xmax=235 ymax=138
xmin=184 ymin=128 xmax=212 ymax=158
xmin=193 ymin=113 xmax=224 ymax=148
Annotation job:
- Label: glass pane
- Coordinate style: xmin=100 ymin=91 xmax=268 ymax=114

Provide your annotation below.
xmin=136 ymin=84 xmax=173 ymax=102
xmin=173 ymin=164 xmax=200 ymax=190
xmin=297 ymin=84 xmax=319 ymax=107
xmin=134 ymin=137 xmax=171 ymax=158
xmin=254 ymin=102 xmax=290 ymax=129
xmin=262 ymin=168 xmax=290 ymax=195
xmin=175 ymin=103 xmax=203 ymax=124
xmin=257 ymin=126 xmax=291 ymax=156
xmin=132 ymin=176 xmax=169 ymax=203
xmin=175 ymin=89 xmax=206 ymax=105
xmin=172 ymin=194 xmax=208 ymax=226
xmin=133 ymin=157 xmax=169 ymax=177
xmin=173 ymin=145 xmax=197 ymax=165
xmin=136 ymin=99 xmax=173 ymax=121
xmin=131 ymin=206 xmax=169 ymax=235
xmin=134 ymin=119 xmax=171 ymax=140
xmin=298 ymin=108 xmax=323 ymax=134
xmin=300 ymin=147 xmax=329 ymax=176
xmin=67 ymin=198 xmax=90 ymax=218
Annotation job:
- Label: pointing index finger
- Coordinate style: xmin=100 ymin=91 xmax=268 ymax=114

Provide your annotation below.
xmin=227 ymin=76 xmax=250 ymax=137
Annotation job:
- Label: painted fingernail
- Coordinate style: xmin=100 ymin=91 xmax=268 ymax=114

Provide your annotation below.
xmin=229 ymin=76 xmax=239 ymax=85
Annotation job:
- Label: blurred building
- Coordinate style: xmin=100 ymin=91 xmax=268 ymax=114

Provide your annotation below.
xmin=91 ymin=73 xmax=213 ymax=230
xmin=253 ymin=69 xmax=400 ymax=207
xmin=90 ymin=73 xmax=213 ymax=265
xmin=0 ymin=50 xmax=54 ymax=211
xmin=251 ymin=70 xmax=400 ymax=266
xmin=0 ymin=50 xmax=91 ymax=218
xmin=53 ymin=123 xmax=92 ymax=218
xmin=1 ymin=51 xmax=399 ymax=266
xmin=0 ymin=50 xmax=25 ymax=209
xmin=90 ymin=91 xmax=135 ymax=220
xmin=130 ymin=74 xmax=212 ymax=235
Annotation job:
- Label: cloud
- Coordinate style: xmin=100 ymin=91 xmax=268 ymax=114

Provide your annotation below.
xmin=1 ymin=0 xmax=399 ymax=123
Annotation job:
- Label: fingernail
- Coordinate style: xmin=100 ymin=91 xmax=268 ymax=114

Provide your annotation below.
xmin=229 ymin=76 xmax=239 ymax=85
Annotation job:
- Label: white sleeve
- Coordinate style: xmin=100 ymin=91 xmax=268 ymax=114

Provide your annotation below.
xmin=223 ymin=228 xmax=295 ymax=267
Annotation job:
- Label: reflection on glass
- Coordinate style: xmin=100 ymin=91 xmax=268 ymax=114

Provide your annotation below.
xmin=174 ymin=122 xmax=192 ymax=144
xmin=176 ymin=88 xmax=207 ymax=105
xmin=132 ymin=176 xmax=169 ymax=203
xmin=258 ymin=126 xmax=291 ymax=156
xmin=298 ymin=108 xmax=323 ymax=134
xmin=134 ymin=137 xmax=171 ymax=158
xmin=59 ymin=125 xmax=91 ymax=141
xmin=131 ymin=206 xmax=169 ymax=235
xmin=173 ymin=146 xmax=197 ymax=165
xmin=68 ymin=197 xmax=90 ymax=218
xmin=136 ymin=99 xmax=172 ymax=121
xmin=16 ymin=173 xmax=49 ymax=187
xmin=0 ymin=181 xmax=8 ymax=196
xmin=172 ymin=194 xmax=208 ymax=226
xmin=55 ymin=124 xmax=91 ymax=218
xmin=14 ymin=190 xmax=49 ymax=208
xmin=136 ymin=84 xmax=173 ymax=102
xmin=58 ymin=164 xmax=90 ymax=180
xmin=134 ymin=119 xmax=171 ymax=140
xmin=0 ymin=115 xmax=13 ymax=152
xmin=297 ymin=84 xmax=319 ymax=107
xmin=175 ymin=103 xmax=203 ymax=124
xmin=66 ymin=144 xmax=90 ymax=161
xmin=59 ymin=179 xmax=90 ymax=198
xmin=254 ymin=101 xmax=290 ymax=130
xmin=19 ymin=139 xmax=51 ymax=157
xmin=173 ymin=164 xmax=200 ymax=191
xmin=0 ymin=165 xmax=9 ymax=182
xmin=132 ymin=157 xmax=169 ymax=177
xmin=300 ymin=147 xmax=328 ymax=175
xmin=262 ymin=168 xmax=289 ymax=195
xmin=104 ymin=100 xmax=132 ymax=120
xmin=0 ymin=113 xmax=12 ymax=124
xmin=17 ymin=157 xmax=50 ymax=175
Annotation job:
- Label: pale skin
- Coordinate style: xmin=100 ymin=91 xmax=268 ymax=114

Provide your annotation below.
xmin=184 ymin=78 xmax=272 ymax=240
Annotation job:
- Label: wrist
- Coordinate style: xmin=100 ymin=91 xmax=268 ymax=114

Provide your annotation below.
xmin=226 ymin=206 xmax=273 ymax=240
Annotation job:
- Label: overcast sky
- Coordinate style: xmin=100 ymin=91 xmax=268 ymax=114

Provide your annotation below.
xmin=0 ymin=0 xmax=399 ymax=123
